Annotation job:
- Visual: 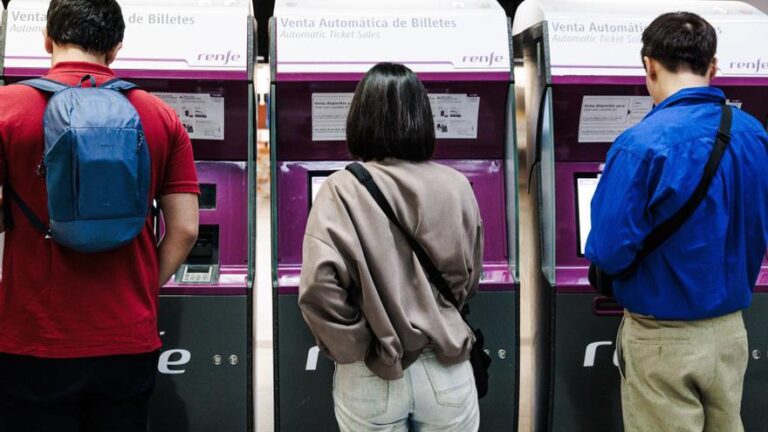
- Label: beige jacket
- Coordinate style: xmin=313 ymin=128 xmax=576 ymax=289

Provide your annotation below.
xmin=298 ymin=159 xmax=483 ymax=380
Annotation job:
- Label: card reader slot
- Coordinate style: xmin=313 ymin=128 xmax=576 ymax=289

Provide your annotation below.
xmin=592 ymin=296 xmax=623 ymax=317
xmin=186 ymin=225 xmax=219 ymax=265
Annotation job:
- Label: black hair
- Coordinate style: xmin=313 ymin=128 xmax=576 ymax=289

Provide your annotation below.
xmin=346 ymin=63 xmax=435 ymax=162
xmin=641 ymin=12 xmax=717 ymax=76
xmin=47 ymin=0 xmax=125 ymax=55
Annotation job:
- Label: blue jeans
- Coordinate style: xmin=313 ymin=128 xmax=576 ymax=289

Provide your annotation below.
xmin=333 ymin=349 xmax=480 ymax=431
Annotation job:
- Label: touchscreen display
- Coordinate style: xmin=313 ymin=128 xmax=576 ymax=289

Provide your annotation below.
xmin=576 ymin=175 xmax=600 ymax=256
xmin=311 ymin=176 xmax=329 ymax=205
xmin=308 ymin=171 xmax=337 ymax=210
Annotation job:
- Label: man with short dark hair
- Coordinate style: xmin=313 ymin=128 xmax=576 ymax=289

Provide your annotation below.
xmin=0 ymin=1 xmax=200 ymax=430
xmin=586 ymin=12 xmax=768 ymax=431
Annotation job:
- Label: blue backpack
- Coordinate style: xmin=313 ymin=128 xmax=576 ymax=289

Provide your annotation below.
xmin=6 ymin=75 xmax=151 ymax=253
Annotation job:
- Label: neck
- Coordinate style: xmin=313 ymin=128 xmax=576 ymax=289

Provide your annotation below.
xmin=51 ymin=45 xmax=108 ymax=67
xmin=655 ymin=71 xmax=711 ymax=104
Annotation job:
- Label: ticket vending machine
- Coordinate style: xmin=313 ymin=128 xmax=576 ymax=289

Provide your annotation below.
xmin=270 ymin=1 xmax=518 ymax=430
xmin=3 ymin=1 xmax=257 ymax=430
xmin=0 ymin=0 xmax=4 ymax=94
xmin=513 ymin=1 xmax=768 ymax=430
xmin=0 ymin=1 xmax=5 ymax=258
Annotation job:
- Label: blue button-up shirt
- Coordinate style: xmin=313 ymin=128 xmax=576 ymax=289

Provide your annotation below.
xmin=585 ymin=86 xmax=768 ymax=320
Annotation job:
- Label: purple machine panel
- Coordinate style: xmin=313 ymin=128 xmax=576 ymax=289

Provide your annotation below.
xmin=2 ymin=74 xmax=250 ymax=162
xmin=275 ymin=159 xmax=513 ymax=294
xmin=275 ymin=81 xmax=508 ymax=161
xmin=161 ymin=161 xmax=249 ymax=296
xmin=273 ymin=78 xmax=515 ymax=293
xmin=550 ymin=81 xmax=768 ymax=293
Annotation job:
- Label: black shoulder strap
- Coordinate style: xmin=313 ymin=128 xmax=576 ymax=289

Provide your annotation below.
xmin=4 ymin=185 xmax=51 ymax=238
xmin=345 ymin=162 xmax=462 ymax=312
xmin=617 ymin=104 xmax=733 ymax=277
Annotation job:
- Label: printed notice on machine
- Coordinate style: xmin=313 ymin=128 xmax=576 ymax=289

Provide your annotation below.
xmin=154 ymin=92 xmax=225 ymax=141
xmin=429 ymin=94 xmax=480 ymax=139
xmin=312 ymin=93 xmax=353 ymax=141
xmin=578 ymin=96 xmax=653 ymax=143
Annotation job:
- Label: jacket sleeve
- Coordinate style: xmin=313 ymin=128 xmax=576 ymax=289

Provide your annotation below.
xmin=298 ymin=181 xmax=371 ymax=364
xmin=467 ymin=211 xmax=484 ymax=301
xmin=585 ymin=147 xmax=654 ymax=274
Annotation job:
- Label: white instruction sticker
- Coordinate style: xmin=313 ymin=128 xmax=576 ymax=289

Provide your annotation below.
xmin=154 ymin=92 xmax=225 ymax=141
xmin=311 ymin=92 xmax=482 ymax=141
xmin=429 ymin=94 xmax=481 ymax=139
xmin=578 ymin=96 xmax=653 ymax=143
xmin=312 ymin=93 xmax=354 ymax=141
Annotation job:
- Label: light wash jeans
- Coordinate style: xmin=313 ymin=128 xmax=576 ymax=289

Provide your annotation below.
xmin=333 ymin=349 xmax=480 ymax=432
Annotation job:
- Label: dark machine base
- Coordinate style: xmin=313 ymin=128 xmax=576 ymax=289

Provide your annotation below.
xmin=148 ymin=295 xmax=250 ymax=432
xmin=548 ymin=291 xmax=768 ymax=432
xmin=275 ymin=290 xmax=518 ymax=432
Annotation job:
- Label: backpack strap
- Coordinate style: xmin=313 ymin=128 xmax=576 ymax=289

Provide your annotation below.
xmin=17 ymin=78 xmax=71 ymax=94
xmin=99 ymin=78 xmax=139 ymax=92
xmin=4 ymin=184 xmax=52 ymax=238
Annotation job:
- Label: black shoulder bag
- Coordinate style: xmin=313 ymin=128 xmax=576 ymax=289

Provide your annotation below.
xmin=589 ymin=105 xmax=733 ymax=296
xmin=345 ymin=162 xmax=491 ymax=399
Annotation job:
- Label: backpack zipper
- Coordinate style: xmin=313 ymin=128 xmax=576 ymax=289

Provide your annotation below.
xmin=36 ymin=153 xmax=46 ymax=177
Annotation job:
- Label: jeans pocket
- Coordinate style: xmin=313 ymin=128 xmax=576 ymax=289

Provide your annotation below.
xmin=333 ymin=362 xmax=389 ymax=420
xmin=421 ymin=355 xmax=474 ymax=408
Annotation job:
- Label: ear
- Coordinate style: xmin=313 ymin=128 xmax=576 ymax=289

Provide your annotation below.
xmin=43 ymin=29 xmax=53 ymax=55
xmin=105 ymin=42 xmax=123 ymax=66
xmin=643 ymin=56 xmax=657 ymax=80
xmin=708 ymin=57 xmax=718 ymax=81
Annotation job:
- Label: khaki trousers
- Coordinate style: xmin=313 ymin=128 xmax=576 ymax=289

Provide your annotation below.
xmin=618 ymin=310 xmax=748 ymax=432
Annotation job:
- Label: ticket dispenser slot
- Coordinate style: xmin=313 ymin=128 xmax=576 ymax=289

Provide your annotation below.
xmin=176 ymin=225 xmax=220 ymax=284
xmin=198 ymin=183 xmax=217 ymax=210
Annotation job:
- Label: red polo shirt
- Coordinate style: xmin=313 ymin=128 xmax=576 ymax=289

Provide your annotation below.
xmin=0 ymin=62 xmax=199 ymax=358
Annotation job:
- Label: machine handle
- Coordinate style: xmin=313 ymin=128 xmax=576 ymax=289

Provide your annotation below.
xmin=527 ymin=86 xmax=550 ymax=194
xmin=592 ymin=296 xmax=623 ymax=317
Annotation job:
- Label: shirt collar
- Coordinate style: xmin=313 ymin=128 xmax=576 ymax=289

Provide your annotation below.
xmin=645 ymin=86 xmax=726 ymax=120
xmin=47 ymin=61 xmax=115 ymax=77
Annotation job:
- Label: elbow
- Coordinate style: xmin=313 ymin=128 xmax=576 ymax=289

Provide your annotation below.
xmin=181 ymin=223 xmax=199 ymax=250
xmin=165 ymin=221 xmax=198 ymax=252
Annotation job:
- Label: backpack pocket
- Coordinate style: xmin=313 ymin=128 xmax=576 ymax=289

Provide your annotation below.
xmin=73 ymin=127 xmax=142 ymax=220
xmin=45 ymin=129 xmax=77 ymax=222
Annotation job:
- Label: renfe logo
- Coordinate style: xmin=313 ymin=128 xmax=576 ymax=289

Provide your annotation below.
xmin=462 ymin=52 xmax=505 ymax=67
xmin=583 ymin=341 xmax=619 ymax=368
xmin=729 ymin=59 xmax=768 ymax=74
xmin=158 ymin=349 xmax=192 ymax=374
xmin=198 ymin=50 xmax=242 ymax=66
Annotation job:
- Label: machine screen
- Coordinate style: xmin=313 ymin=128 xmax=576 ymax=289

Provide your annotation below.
xmin=575 ymin=174 xmax=600 ymax=256
xmin=308 ymin=171 xmax=337 ymax=211
xmin=199 ymin=184 xmax=217 ymax=209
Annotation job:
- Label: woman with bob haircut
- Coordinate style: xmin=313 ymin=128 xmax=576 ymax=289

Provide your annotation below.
xmin=299 ymin=62 xmax=483 ymax=431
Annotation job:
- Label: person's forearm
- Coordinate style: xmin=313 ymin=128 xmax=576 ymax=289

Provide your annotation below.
xmin=157 ymin=231 xmax=197 ymax=286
